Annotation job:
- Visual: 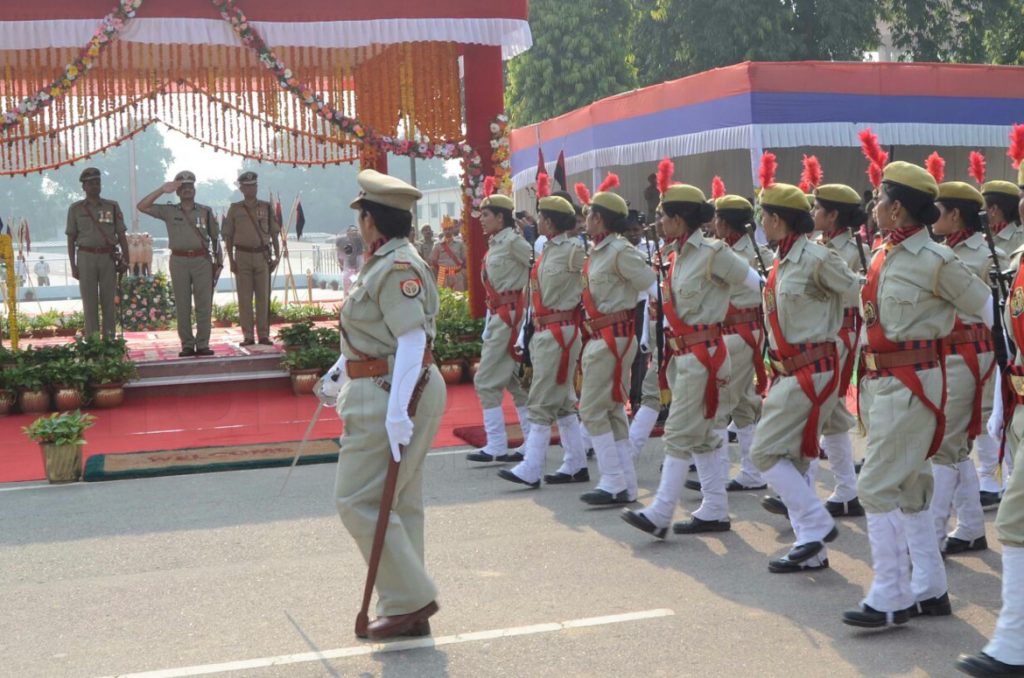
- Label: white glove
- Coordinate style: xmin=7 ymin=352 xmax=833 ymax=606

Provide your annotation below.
xmin=639 ymin=303 xmax=651 ymax=353
xmin=743 ymin=266 xmax=764 ymax=292
xmin=385 ymin=328 xmax=427 ymax=462
xmin=988 ymin=365 xmax=1003 ymax=440
xmin=317 ymin=355 xmax=348 ymax=406
xmin=980 ymin=293 xmax=994 ymax=330
xmin=514 ymin=321 xmax=527 ymax=351
xmin=481 ymin=309 xmax=492 ymax=341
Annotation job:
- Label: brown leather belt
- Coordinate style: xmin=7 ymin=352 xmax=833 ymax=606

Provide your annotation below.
xmin=172 ymin=248 xmax=208 ymax=258
xmin=723 ymin=309 xmax=761 ymax=327
xmin=946 ymin=327 xmax=991 ymax=345
xmin=234 ymin=244 xmax=266 ymax=254
xmin=666 ymin=325 xmax=722 ymax=353
xmin=770 ymin=343 xmax=835 ymax=376
xmin=841 ymin=308 xmax=859 ymax=330
xmin=862 ymin=345 xmax=939 ymax=372
xmin=346 ymin=348 xmax=434 ymax=380
xmin=486 ymin=290 xmax=521 ymax=310
xmin=585 ymin=309 xmax=633 ymax=333
xmin=78 ymin=245 xmax=114 ymax=254
xmin=534 ymin=310 xmax=578 ymax=329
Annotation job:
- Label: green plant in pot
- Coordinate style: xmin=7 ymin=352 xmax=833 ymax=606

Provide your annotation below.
xmin=47 ymin=358 xmax=92 ymax=412
xmin=280 ymin=345 xmax=339 ymax=395
xmin=0 ymin=365 xmax=15 ymax=416
xmin=275 ymin=321 xmax=316 ymax=350
xmin=23 ymin=410 xmax=96 ymax=483
xmin=212 ymin=301 xmax=239 ymax=326
xmin=9 ymin=362 xmax=49 ymax=413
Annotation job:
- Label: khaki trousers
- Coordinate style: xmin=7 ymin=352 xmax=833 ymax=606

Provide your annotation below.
xmin=714 ymin=333 xmax=762 ymax=429
xmin=933 ymin=352 xmax=995 ymax=467
xmin=474 ymin=311 xmax=527 ymax=410
xmin=335 ymin=366 xmax=446 ymax=616
xmin=78 ymin=250 xmax=117 ymax=339
xmin=751 ymin=369 xmax=842 ymax=475
xmin=579 ymin=336 xmax=637 ymax=438
xmin=234 ymin=249 xmax=270 ymax=341
xmin=664 ymin=349 xmax=731 ymax=459
xmin=526 ymin=325 xmax=582 ymax=425
xmin=170 ymin=254 xmax=213 ymax=350
xmin=820 ymin=338 xmax=857 ymax=436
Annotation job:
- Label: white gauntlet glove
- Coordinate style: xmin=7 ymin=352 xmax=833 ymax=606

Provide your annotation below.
xmin=481 ymin=310 xmax=492 ymax=341
xmin=988 ymin=365 xmax=1004 ymax=440
xmin=385 ymin=328 xmax=427 ymax=462
xmin=316 ymin=355 xmax=348 ymax=407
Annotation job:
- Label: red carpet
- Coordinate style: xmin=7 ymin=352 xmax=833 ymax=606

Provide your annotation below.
xmin=0 ymin=381 xmax=505 ymax=484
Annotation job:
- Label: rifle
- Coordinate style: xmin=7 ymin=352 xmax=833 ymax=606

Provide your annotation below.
xmin=644 ymin=224 xmax=665 ymax=376
xmin=745 ymin=224 xmax=771 ymax=384
xmin=518 ymin=242 xmax=536 ymax=382
xmin=206 ymin=209 xmax=223 ymax=289
xmin=852 ymin=227 xmax=869 ymax=274
xmin=982 ymin=217 xmax=1014 ymax=369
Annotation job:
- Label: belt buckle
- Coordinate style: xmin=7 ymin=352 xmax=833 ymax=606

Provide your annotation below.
xmin=770 ymin=359 xmax=787 ymax=376
xmin=1010 ymin=374 xmax=1024 ymax=397
xmin=863 ymin=353 xmax=878 ymax=372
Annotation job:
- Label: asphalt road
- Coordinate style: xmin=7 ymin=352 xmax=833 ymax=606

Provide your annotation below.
xmin=0 ymin=437 xmax=1005 ymax=678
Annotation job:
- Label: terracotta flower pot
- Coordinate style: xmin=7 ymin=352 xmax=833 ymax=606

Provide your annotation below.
xmin=290 ymin=368 xmax=321 ymax=396
xmin=92 ymin=382 xmax=125 ymax=409
xmin=439 ymin=360 xmax=465 ymax=385
xmin=0 ymin=389 xmax=14 ymax=416
xmin=213 ymin=319 xmax=232 ymax=328
xmin=467 ymin=358 xmax=481 ymax=381
xmin=40 ymin=443 xmax=82 ymax=483
xmin=53 ymin=387 xmax=85 ymax=412
xmin=18 ymin=389 xmax=50 ymax=414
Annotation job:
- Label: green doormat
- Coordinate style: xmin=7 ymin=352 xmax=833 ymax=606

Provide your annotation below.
xmin=83 ymin=439 xmax=340 ymax=481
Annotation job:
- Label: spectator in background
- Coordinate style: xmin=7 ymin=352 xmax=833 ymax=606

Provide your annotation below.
xmin=335 ymin=225 xmax=364 ymax=295
xmin=34 ymin=256 xmax=50 ymax=286
xmin=417 ymin=225 xmax=435 ymax=262
xmin=14 ymin=254 xmax=27 ymax=286
xmin=643 ymin=173 xmax=660 ymax=222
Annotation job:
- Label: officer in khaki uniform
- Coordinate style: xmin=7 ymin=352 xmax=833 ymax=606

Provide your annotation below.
xmin=66 ymin=167 xmax=130 ymax=339
xmin=223 ymin=171 xmax=280 ymax=345
xmin=749 ymin=182 xmax=859 ymax=574
xmin=316 ymin=169 xmax=445 ymax=641
xmin=844 ymin=162 xmax=990 ymax=629
xmin=621 ymin=184 xmax=757 ymax=539
xmin=431 ymin=224 xmax=467 ymax=291
xmin=929 ymin=181 xmax=999 ymax=558
xmin=465 ymin=191 xmax=533 ymax=463
xmin=498 ymin=194 xmax=588 ymax=488
xmin=138 ymin=171 xmax=222 ymax=357
xmin=576 ymin=184 xmax=657 ymax=506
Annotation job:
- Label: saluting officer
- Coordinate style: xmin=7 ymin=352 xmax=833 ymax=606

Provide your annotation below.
xmin=223 ymin=171 xmax=281 ymax=346
xmin=138 ymin=171 xmax=222 ymax=357
xmin=66 ymin=167 xmax=130 ymax=339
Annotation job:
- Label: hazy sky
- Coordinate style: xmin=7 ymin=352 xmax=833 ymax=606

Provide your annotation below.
xmin=160 ymin=126 xmax=241 ymax=185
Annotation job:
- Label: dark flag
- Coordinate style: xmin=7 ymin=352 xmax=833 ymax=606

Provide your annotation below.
xmin=295 ymin=200 xmax=306 ymax=240
xmin=0 ymin=216 xmax=6 ymax=235
xmin=536 ymin=147 xmax=546 ymax=180
xmin=275 ymin=199 xmax=283 ymax=232
xmin=554 ymin=150 xmax=567 ymax=191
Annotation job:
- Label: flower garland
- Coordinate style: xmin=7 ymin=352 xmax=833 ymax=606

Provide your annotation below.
xmin=209 ymin=0 xmax=488 ymax=214
xmin=119 ymin=272 xmax=175 ymax=331
xmin=490 ymin=114 xmax=511 ymax=194
xmin=1 ymin=0 xmax=143 ymax=133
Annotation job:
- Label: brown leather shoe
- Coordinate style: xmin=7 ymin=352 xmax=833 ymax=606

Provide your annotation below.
xmin=366 ymin=601 xmax=439 ymax=641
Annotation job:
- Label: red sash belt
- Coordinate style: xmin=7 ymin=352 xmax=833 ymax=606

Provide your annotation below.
xmin=582 ymin=259 xmax=633 ymax=403
xmin=482 ymin=272 xmax=524 ymax=359
xmin=723 ymin=304 xmax=768 ymax=395
xmin=837 ymin=306 xmax=862 ymax=397
xmin=944 ymin=320 xmax=996 ymax=438
xmin=530 ymin=254 xmax=581 ymax=384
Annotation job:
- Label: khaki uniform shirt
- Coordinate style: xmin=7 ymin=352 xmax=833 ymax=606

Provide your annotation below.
xmin=952 ymin=232 xmax=1002 ymax=325
xmin=767 ymin=235 xmax=859 ymax=349
xmin=341 ymin=238 xmax=438 ymax=360
xmin=585 ymin=234 xmax=657 ymax=315
xmin=417 ymin=238 xmax=435 ymax=263
xmin=866 ymin=229 xmax=990 ymax=342
xmin=727 ymin=235 xmax=771 ymax=310
xmin=483 ymin=227 xmax=532 ymax=293
xmin=821 ymin=229 xmax=869 ymax=308
xmin=432 ymin=238 xmax=465 ymax=268
xmin=669 ymin=229 xmax=750 ymax=325
xmin=142 ymin=203 xmax=219 ymax=252
xmin=65 ymin=198 xmax=127 ymax=248
xmin=993 ymin=222 xmax=1024 ymax=264
xmin=536 ymin=232 xmax=585 ymax=312
xmin=222 ymin=199 xmax=280 ymax=249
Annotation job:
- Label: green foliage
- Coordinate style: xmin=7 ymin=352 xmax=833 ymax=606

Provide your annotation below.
xmin=433 ymin=288 xmax=479 ymax=363
xmin=5 ymin=363 xmax=47 ymax=391
xmin=88 ymin=355 xmax=138 ymax=385
xmin=120 ymin=273 xmax=175 ymax=331
xmin=279 ymin=303 xmax=330 ymax=323
xmin=313 ymin=326 xmax=340 ymax=349
xmin=46 ymin=358 xmax=91 ymax=389
xmin=23 ymin=410 xmax=96 ymax=446
xmin=212 ymin=301 xmax=240 ymax=323
xmin=57 ymin=311 xmax=86 ymax=332
xmin=276 ymin=320 xmax=316 ymax=347
xmin=279 ymin=345 xmax=338 ymax=373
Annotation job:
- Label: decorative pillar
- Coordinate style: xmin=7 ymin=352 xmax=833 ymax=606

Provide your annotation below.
xmin=462 ymin=45 xmax=504 ymax=318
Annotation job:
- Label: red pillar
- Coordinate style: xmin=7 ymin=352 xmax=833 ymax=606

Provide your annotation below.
xmin=462 ymin=45 xmax=504 ymax=318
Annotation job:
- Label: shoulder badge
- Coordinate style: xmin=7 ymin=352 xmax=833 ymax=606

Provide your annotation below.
xmin=1011 ymin=286 xmax=1024 ymax=318
xmin=400 ymin=277 xmax=422 ymax=298
xmin=393 ymin=259 xmax=412 ymax=271
xmin=763 ymin=288 xmax=776 ymax=314
xmin=863 ymin=300 xmax=878 ymax=326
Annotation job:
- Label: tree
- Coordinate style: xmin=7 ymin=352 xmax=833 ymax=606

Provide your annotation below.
xmin=882 ymin=0 xmax=1010 ymax=62
xmin=984 ymin=1 xmax=1024 ymax=64
xmin=506 ymin=0 xmax=638 ymax=125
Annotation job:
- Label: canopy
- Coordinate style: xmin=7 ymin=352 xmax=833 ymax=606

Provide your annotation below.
xmin=511 ymin=61 xmax=1024 ymax=195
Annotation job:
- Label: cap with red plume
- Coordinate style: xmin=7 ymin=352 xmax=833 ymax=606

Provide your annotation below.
xmin=536 ymin=172 xmax=551 ymax=199
xmin=711 ymin=176 xmax=726 ymax=199
xmin=1008 ymin=123 xmax=1024 ymax=169
xmin=859 ymin=128 xmax=888 ymax=168
xmin=968 ymin=151 xmax=987 ymax=186
xmin=574 ymin=182 xmax=592 ymax=206
xmin=483 ymin=176 xmax=497 ymax=198
xmin=800 ymin=155 xmax=822 ymax=190
xmin=758 ymin=152 xmax=777 ymax=189
xmin=598 ymin=172 xmax=620 ymax=193
xmin=656 ymin=158 xmax=675 ymax=196
xmin=925 ymin=152 xmax=945 ymax=183
xmin=868 ymin=162 xmax=883 ymax=189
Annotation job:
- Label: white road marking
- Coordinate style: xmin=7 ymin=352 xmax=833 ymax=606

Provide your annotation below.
xmin=99 ymin=608 xmax=675 ymax=678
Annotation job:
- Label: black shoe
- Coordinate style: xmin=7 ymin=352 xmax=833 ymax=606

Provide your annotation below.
xmin=195 ymin=347 xmax=215 ymax=357
xmin=728 ymin=430 xmax=738 ymax=443
xmin=672 ymin=517 xmax=731 ymax=534
xmin=497 ymin=469 xmax=540 ymax=489
xmin=684 ymin=479 xmax=702 ymax=492
xmin=905 ymin=592 xmax=952 ymax=618
xmin=544 ymin=468 xmax=590 ymax=484
xmin=824 ymin=526 xmax=839 ymax=543
xmin=842 ymin=604 xmax=910 ymax=628
xmin=761 ymin=495 xmax=789 ymax=516
xmin=689 ymin=463 xmax=696 ymax=472
xmin=955 ymin=652 xmax=1024 ymax=676
xmin=943 ymin=536 xmax=989 ymax=556
xmin=621 ymin=509 xmax=668 ymax=539
xmin=980 ymin=491 xmax=1002 ymax=512
xmin=586 ymin=448 xmax=595 ymax=459
xmin=855 ymin=461 xmax=863 ymax=475
xmin=178 ymin=347 xmax=196 ymax=357
xmin=258 ymin=338 xmax=273 ymax=345
xmin=580 ymin=489 xmax=633 ymax=506
xmin=466 ymin=450 xmax=524 ymax=463
xmin=769 ymin=556 xmax=830 ymax=574
xmin=241 ymin=338 xmax=255 ymax=346
xmin=727 ymin=479 xmax=767 ymax=492
xmin=826 ymin=497 xmax=866 ymax=517
xmin=778 ymin=540 xmax=825 ymax=564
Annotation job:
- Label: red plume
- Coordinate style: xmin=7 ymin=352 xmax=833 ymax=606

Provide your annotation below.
xmin=657 ymin=158 xmax=674 ymax=196
xmin=968 ymin=151 xmax=986 ymax=186
xmin=536 ymin=172 xmax=551 ymax=199
xmin=483 ymin=176 xmax=497 ymax=197
xmin=799 ymin=181 xmax=810 ymax=193
xmin=800 ymin=154 xmax=822 ymax=190
xmin=867 ymin=162 xmax=883 ymax=189
xmin=1008 ymin=123 xmax=1024 ymax=168
xmin=711 ymin=176 xmax=726 ymax=199
xmin=598 ymin=172 xmax=620 ymax=193
xmin=859 ymin=128 xmax=888 ymax=167
xmin=925 ymin=152 xmax=945 ymax=183
xmin=758 ymin=152 xmax=777 ymax=189
xmin=574 ymin=182 xmax=592 ymax=206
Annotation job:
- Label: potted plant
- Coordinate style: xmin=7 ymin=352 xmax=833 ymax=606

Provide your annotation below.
xmin=212 ymin=301 xmax=239 ymax=328
xmin=313 ymin=326 xmax=340 ymax=349
xmin=22 ymin=410 xmax=96 ymax=483
xmin=461 ymin=340 xmax=484 ymax=381
xmin=276 ymin=321 xmax=316 ymax=351
xmin=87 ymin=355 xmax=138 ymax=408
xmin=47 ymin=358 xmax=91 ymax=412
xmin=433 ymin=339 xmax=465 ymax=385
xmin=280 ymin=345 xmax=338 ymax=395
xmin=56 ymin=310 xmax=85 ymax=337
xmin=9 ymin=363 xmax=49 ymax=413
xmin=0 ymin=366 xmax=15 ymax=416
